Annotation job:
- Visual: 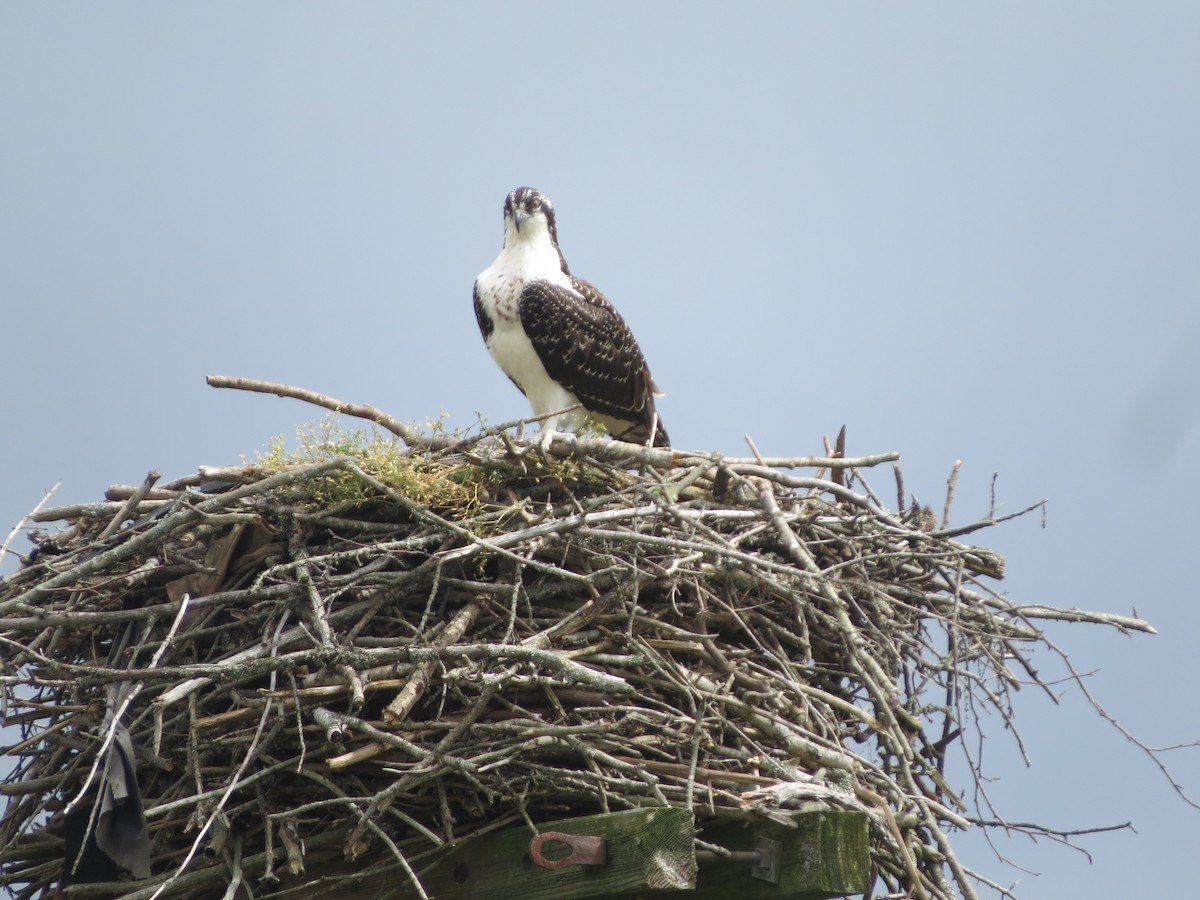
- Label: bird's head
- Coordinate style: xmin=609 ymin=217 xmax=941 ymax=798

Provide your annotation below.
xmin=502 ymin=186 xmax=568 ymax=272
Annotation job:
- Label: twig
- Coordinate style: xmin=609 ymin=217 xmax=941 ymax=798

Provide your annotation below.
xmin=1 ymin=482 xmax=60 ymax=569
xmin=942 ymin=460 xmax=961 ymax=530
xmin=96 ymin=470 xmax=161 ymax=540
xmin=206 ymin=374 xmax=445 ymax=449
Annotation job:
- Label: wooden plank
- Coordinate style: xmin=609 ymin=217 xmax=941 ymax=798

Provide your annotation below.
xmin=263 ymin=808 xmax=869 ymax=899
xmin=392 ymin=807 xmax=697 ymax=900
xmin=684 ymin=811 xmax=871 ymax=899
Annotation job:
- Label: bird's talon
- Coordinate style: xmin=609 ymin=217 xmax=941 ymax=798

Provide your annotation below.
xmin=535 ymin=429 xmax=557 ymax=462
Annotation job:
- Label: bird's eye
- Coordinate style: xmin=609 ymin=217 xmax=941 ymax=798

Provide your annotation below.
xmin=529 ymin=198 xmax=541 ymax=210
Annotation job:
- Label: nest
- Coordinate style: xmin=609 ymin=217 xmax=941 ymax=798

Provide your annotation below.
xmin=0 ymin=390 xmax=1154 ymax=900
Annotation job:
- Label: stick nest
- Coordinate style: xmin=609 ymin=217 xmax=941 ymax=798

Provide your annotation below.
xmin=0 ymin=423 xmax=1152 ymax=899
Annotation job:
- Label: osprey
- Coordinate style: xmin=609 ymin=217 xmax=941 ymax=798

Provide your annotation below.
xmin=473 ymin=187 xmax=669 ymax=447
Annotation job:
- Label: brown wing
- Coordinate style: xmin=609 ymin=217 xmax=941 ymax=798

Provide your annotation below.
xmin=518 ymin=277 xmax=668 ymax=446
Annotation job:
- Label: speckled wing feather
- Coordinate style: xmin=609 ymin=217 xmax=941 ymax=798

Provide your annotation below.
xmin=518 ymin=277 xmax=669 ymax=447
xmin=472 ymin=283 xmax=492 ymax=340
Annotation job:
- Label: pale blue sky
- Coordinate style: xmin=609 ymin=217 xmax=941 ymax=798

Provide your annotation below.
xmin=3 ymin=5 xmax=1199 ymax=896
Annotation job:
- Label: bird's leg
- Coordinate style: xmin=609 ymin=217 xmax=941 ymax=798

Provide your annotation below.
xmin=526 ymin=410 xmax=567 ymax=461
xmin=505 ymin=422 xmax=557 ymax=462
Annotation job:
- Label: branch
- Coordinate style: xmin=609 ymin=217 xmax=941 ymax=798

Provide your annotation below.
xmin=206 ymin=375 xmax=448 ymax=450
xmin=1 ymin=482 xmax=60 ymax=568
xmin=206 ymin=374 xmax=899 ymax=472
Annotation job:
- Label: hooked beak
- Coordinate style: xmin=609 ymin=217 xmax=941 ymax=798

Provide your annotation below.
xmin=513 ymin=209 xmax=529 ymax=232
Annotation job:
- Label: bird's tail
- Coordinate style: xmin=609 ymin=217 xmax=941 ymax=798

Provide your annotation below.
xmin=612 ymin=415 xmax=670 ymax=448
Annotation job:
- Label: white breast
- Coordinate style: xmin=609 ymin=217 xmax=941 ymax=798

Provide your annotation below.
xmin=475 ymin=239 xmax=581 ymax=427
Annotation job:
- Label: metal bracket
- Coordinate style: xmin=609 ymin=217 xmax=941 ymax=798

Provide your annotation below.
xmin=529 ymin=831 xmax=607 ymax=870
xmin=695 ymin=836 xmax=782 ymax=884
xmin=751 ymin=835 xmax=782 ymax=884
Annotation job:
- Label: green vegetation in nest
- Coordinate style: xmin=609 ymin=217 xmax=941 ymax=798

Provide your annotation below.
xmin=253 ymin=417 xmax=483 ymax=515
xmin=250 ymin=417 xmax=624 ymax=522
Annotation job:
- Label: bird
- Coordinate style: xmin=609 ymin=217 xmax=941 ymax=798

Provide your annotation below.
xmin=473 ymin=186 xmax=669 ymax=448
